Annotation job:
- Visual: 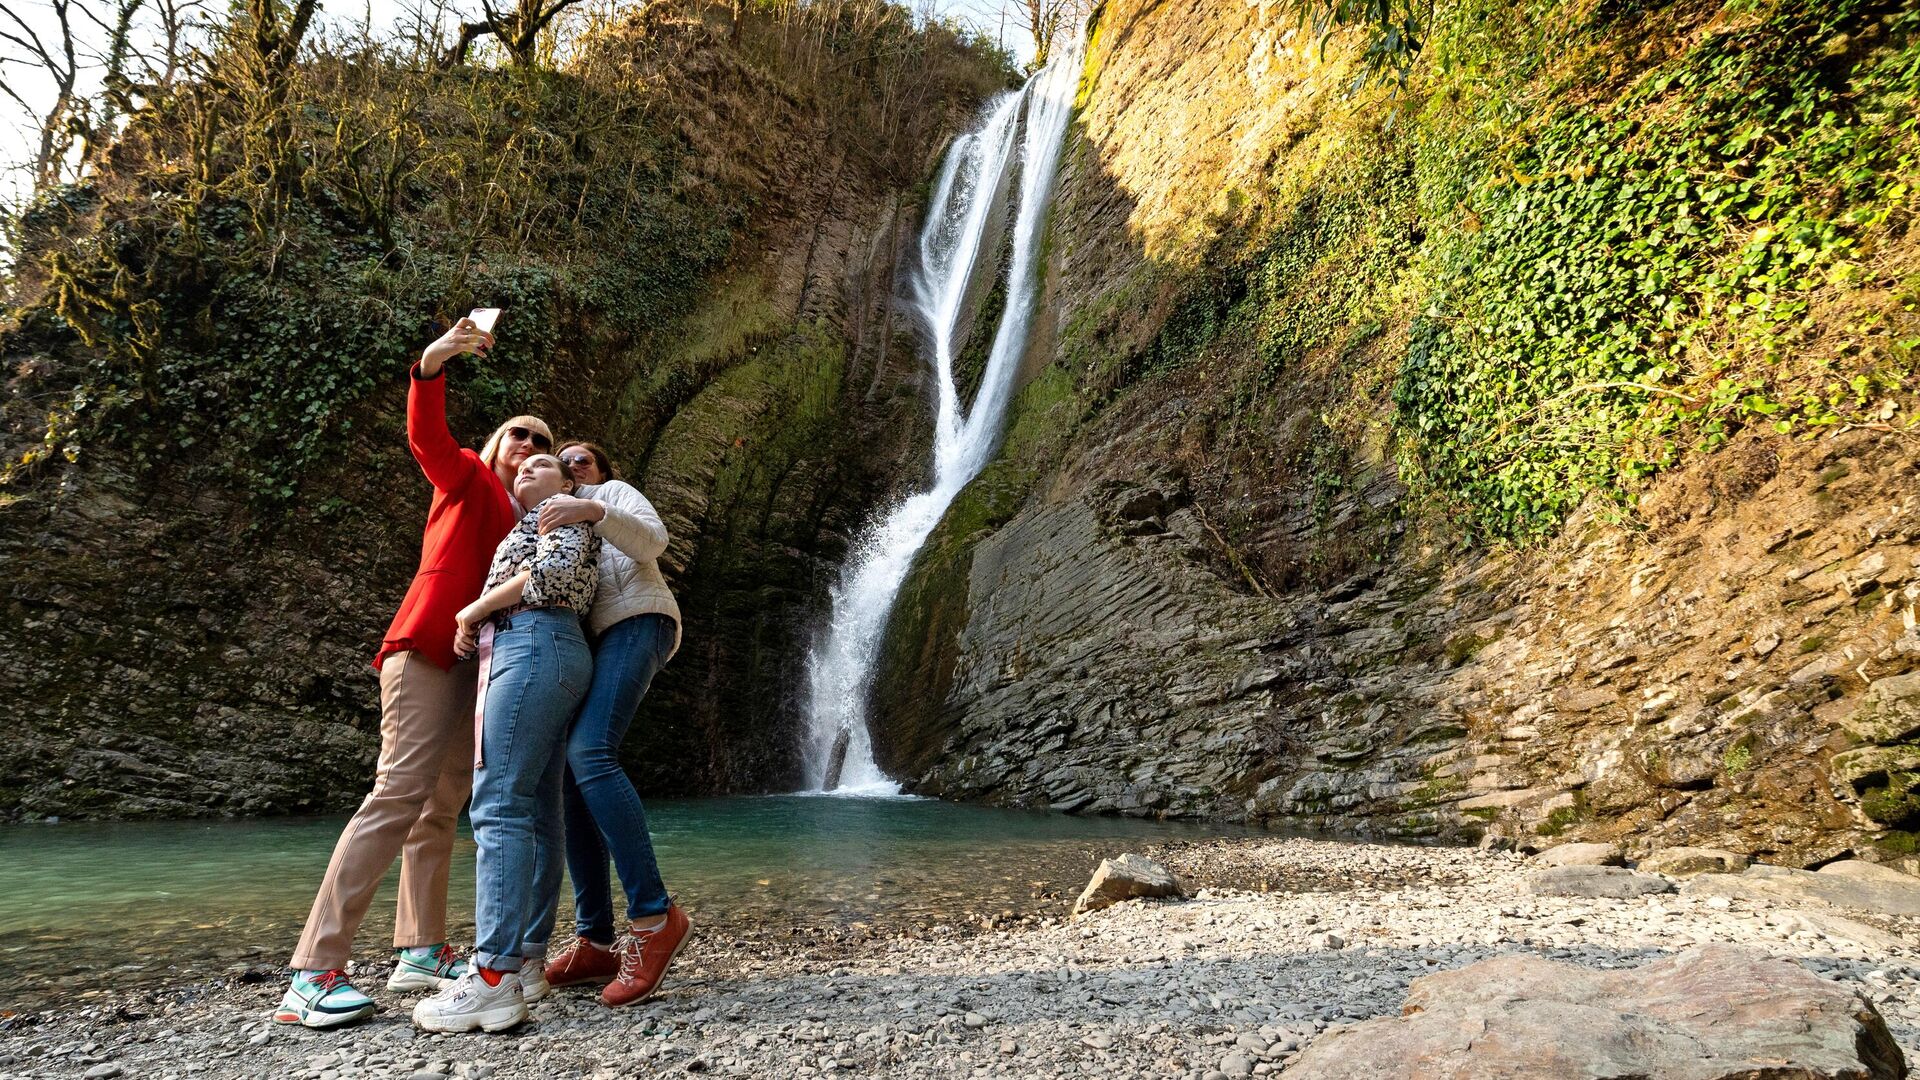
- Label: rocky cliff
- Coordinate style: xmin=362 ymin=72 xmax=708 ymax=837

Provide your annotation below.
xmin=0 ymin=1 xmax=1006 ymax=819
xmin=869 ymin=0 xmax=1920 ymax=868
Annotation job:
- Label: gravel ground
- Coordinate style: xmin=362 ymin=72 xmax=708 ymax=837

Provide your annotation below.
xmin=4 ymin=837 xmax=1917 ymax=1080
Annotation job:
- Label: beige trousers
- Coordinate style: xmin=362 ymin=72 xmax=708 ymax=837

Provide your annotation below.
xmin=290 ymin=651 xmax=477 ymax=971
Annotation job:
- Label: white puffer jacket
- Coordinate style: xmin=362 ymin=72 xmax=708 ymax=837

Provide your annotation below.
xmin=579 ymin=479 xmax=681 ymax=659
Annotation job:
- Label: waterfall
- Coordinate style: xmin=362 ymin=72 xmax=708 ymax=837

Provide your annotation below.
xmin=801 ymin=43 xmax=1083 ymax=795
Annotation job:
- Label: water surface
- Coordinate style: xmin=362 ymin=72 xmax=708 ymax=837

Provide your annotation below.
xmin=0 ymin=795 xmax=1256 ymax=1011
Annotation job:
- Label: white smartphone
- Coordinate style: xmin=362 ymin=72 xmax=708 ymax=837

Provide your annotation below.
xmin=468 ymin=307 xmax=501 ymax=334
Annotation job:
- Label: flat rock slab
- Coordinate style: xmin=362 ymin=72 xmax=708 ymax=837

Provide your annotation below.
xmin=1638 ymin=846 xmax=1750 ymax=876
xmin=1073 ymin=853 xmax=1184 ymax=915
xmin=1527 ymin=865 xmax=1675 ymax=899
xmin=1684 ymin=860 xmax=1920 ymax=917
xmin=1286 ymin=945 xmax=1907 ymax=1080
xmin=1535 ymin=842 xmax=1622 ymax=868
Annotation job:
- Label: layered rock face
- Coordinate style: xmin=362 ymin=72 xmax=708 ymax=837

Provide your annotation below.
xmin=869 ymin=0 xmax=1920 ymax=867
xmin=902 ymin=428 xmax=1920 ymax=865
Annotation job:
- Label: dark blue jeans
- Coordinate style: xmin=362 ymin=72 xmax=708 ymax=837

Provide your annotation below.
xmin=561 ymin=613 xmax=675 ymax=942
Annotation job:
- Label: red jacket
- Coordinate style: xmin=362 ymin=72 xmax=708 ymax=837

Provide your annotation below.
xmin=373 ymin=364 xmax=519 ymax=671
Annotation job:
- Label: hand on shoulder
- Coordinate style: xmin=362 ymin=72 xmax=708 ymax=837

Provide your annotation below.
xmin=537 ymin=493 xmax=606 ymax=534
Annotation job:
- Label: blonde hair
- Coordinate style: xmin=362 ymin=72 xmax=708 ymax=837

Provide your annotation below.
xmin=479 ymin=415 xmax=553 ymax=469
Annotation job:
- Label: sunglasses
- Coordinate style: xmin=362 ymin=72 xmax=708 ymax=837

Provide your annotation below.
xmin=508 ymin=426 xmax=552 ymax=452
xmin=560 ymin=453 xmax=595 ymax=468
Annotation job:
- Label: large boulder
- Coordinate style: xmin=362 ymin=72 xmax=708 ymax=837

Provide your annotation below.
xmin=1527 ymin=865 xmax=1675 ymax=899
xmin=1638 ymin=846 xmax=1750 ymax=877
xmin=1286 ymin=946 xmax=1906 ymax=1079
xmin=1683 ymin=860 xmax=1920 ymax=917
xmin=1072 ymin=854 xmax=1185 ymax=916
xmin=1535 ymin=842 xmax=1623 ymax=867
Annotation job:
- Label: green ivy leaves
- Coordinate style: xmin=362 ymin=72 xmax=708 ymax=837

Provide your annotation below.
xmin=1395 ymin=0 xmax=1920 ymax=540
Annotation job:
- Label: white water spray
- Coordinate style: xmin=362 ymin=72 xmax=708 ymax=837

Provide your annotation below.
xmin=801 ymin=44 xmax=1083 ymax=794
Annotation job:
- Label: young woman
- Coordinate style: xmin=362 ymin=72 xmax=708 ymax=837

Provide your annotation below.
xmin=280 ymin=319 xmax=553 ymax=1030
xmin=533 ymin=442 xmax=689 ymax=1007
xmin=413 ymin=453 xmax=601 ymax=1034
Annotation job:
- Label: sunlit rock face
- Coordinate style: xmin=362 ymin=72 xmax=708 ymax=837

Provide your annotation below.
xmin=866 ymin=0 xmax=1920 ymax=868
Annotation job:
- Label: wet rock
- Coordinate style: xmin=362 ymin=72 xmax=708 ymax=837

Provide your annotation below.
xmin=1527 ymin=866 xmax=1675 ymax=899
xmin=1073 ymin=854 xmax=1185 ymax=916
xmin=1535 ymin=843 xmax=1623 ymax=868
xmin=1637 ymin=847 xmax=1750 ymax=877
xmin=1286 ymin=946 xmax=1906 ymax=1080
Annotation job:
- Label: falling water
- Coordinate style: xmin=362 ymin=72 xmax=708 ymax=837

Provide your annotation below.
xmin=802 ymin=43 xmax=1083 ymax=794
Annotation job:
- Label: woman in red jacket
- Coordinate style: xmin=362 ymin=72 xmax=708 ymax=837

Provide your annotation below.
xmin=277 ymin=318 xmax=554 ymax=1029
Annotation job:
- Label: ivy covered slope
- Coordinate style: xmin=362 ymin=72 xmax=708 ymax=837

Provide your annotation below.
xmin=0 ymin=0 xmax=1009 ymax=820
xmin=871 ymin=0 xmax=1920 ymax=864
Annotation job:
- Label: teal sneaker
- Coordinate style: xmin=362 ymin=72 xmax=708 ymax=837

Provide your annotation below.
xmin=388 ymin=943 xmax=467 ymax=992
xmin=275 ymin=969 xmax=376 ymax=1029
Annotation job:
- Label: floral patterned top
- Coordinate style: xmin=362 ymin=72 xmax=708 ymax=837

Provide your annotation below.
xmin=482 ymin=495 xmax=601 ymax=617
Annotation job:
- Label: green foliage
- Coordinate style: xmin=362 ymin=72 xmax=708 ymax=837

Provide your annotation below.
xmin=1279 ymin=0 xmax=1435 ymax=91
xmin=1394 ymin=0 xmax=1920 ymax=540
xmin=1535 ymin=795 xmax=1586 ymax=836
xmin=1723 ymin=738 xmax=1753 ymax=775
xmin=1874 ymin=828 xmax=1918 ymax=855
xmin=1862 ymin=773 xmax=1920 ymax=828
xmin=2 ymin=0 xmax=1009 ymax=510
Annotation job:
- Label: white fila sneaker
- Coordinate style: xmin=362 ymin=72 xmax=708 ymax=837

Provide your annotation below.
xmin=411 ymin=969 xmax=529 ymax=1033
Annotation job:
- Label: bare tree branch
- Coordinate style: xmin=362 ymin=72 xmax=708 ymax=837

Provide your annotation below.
xmin=439 ymin=0 xmax=590 ymax=69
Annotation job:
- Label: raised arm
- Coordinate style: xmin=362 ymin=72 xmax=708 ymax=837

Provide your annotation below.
xmin=409 ymin=319 xmax=495 ymax=493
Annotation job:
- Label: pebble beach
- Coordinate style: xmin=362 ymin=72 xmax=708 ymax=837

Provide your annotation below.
xmin=5 ymin=836 xmax=1917 ymax=1080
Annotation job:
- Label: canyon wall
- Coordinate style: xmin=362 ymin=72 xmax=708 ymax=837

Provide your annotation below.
xmin=0 ymin=3 xmax=1004 ymax=819
xmin=869 ymin=0 xmax=1920 ymax=868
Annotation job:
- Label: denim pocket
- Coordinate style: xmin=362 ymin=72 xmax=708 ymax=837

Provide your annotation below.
xmin=546 ymin=627 xmax=590 ymax=701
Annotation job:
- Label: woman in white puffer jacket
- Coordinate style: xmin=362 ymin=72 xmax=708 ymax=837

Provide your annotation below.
xmin=527 ymin=441 xmax=691 ymax=1007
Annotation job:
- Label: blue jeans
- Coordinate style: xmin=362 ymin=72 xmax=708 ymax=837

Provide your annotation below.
xmin=468 ymin=607 xmax=591 ymax=971
xmin=559 ymin=613 xmax=676 ymax=942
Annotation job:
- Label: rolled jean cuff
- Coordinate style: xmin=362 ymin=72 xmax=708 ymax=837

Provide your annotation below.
xmin=474 ymin=951 xmax=525 ymax=972
xmin=631 ymin=893 xmax=673 ymax=920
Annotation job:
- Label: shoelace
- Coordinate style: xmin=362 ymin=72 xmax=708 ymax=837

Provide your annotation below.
xmin=550 ymin=936 xmax=593 ymax=968
xmin=614 ymin=927 xmax=660 ymax=980
xmin=312 ymin=969 xmax=350 ymax=993
xmin=431 ymin=943 xmax=458 ymax=972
